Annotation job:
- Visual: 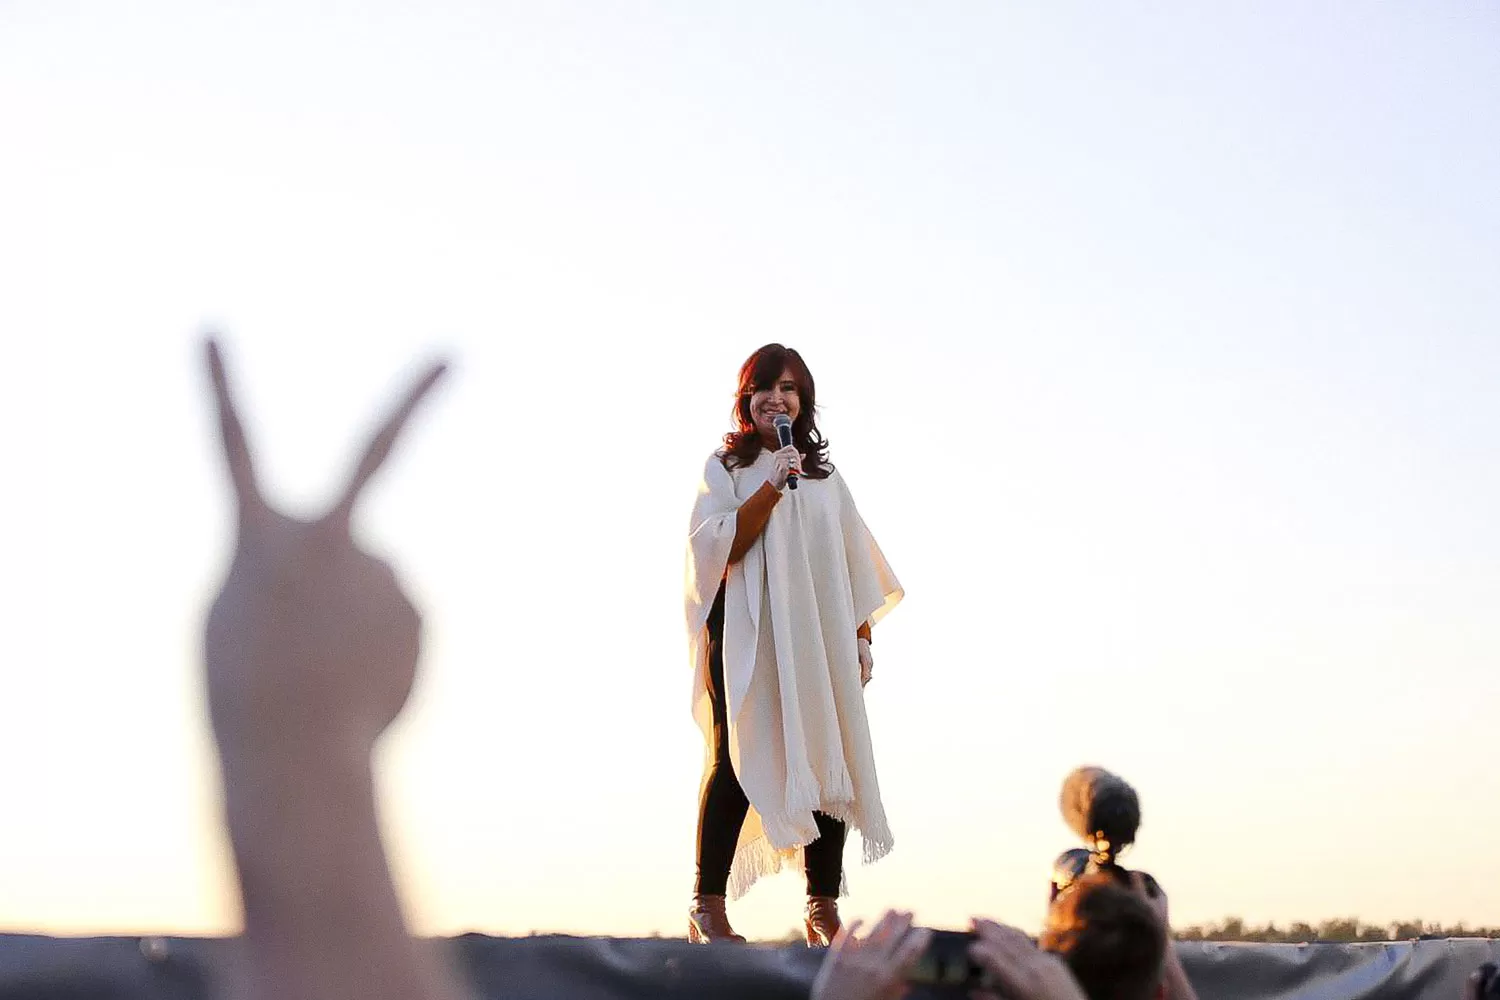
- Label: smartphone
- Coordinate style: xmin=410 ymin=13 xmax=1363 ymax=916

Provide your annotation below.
xmin=906 ymin=929 xmax=990 ymax=992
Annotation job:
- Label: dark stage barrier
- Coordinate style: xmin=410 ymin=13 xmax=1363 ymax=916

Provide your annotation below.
xmin=1 ymin=932 xmax=1495 ymax=1000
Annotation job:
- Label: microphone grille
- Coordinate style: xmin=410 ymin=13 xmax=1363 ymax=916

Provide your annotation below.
xmin=772 ymin=413 xmax=792 ymax=429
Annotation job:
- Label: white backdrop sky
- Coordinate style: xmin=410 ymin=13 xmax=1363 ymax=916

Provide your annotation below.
xmin=1 ymin=1 xmax=1497 ymax=940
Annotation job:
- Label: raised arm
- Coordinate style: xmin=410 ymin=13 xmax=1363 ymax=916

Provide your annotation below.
xmin=203 ymin=339 xmax=470 ymax=1000
xmin=1130 ymin=872 xmax=1199 ymax=1000
xmin=727 ymin=481 xmax=782 ymax=564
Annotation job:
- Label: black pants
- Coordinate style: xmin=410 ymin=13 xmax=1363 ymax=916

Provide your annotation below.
xmin=694 ymin=583 xmax=846 ymax=898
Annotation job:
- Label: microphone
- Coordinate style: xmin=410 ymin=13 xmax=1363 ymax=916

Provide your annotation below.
xmin=772 ymin=414 xmax=798 ymax=490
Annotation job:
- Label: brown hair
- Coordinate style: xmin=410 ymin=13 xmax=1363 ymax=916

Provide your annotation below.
xmin=1040 ymin=874 xmax=1166 ymax=1000
xmin=721 ymin=343 xmax=833 ymax=479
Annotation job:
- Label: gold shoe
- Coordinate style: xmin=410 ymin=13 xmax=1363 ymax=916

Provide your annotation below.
xmin=687 ymin=894 xmax=746 ymax=944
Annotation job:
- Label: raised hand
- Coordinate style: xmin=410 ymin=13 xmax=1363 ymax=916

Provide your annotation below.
xmin=811 ymin=910 xmax=931 ymax=1000
xmin=1127 ymin=872 xmax=1200 ymax=1000
xmin=1127 ymin=871 xmax=1170 ymax=936
xmin=202 ymin=338 xmax=467 ymax=1000
xmin=203 ymin=339 xmax=447 ymax=765
xmin=1468 ymin=963 xmax=1499 ymax=1000
xmin=969 ymin=919 xmax=1088 ymax=1000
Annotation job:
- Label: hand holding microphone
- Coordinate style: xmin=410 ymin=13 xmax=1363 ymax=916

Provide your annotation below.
xmin=772 ymin=414 xmax=800 ymax=491
xmin=769 ymin=446 xmax=803 ymax=491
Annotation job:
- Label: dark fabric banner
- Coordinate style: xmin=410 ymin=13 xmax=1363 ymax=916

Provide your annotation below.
xmin=0 ymin=933 xmax=1495 ymax=1000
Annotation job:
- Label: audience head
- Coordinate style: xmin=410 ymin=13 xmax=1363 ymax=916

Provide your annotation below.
xmin=1040 ymin=873 xmax=1167 ymax=1000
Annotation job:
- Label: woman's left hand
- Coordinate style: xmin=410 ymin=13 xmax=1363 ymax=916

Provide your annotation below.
xmin=858 ymin=638 xmax=874 ymax=687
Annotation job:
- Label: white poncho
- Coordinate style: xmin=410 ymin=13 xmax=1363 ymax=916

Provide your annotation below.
xmin=685 ymin=448 xmax=903 ymax=899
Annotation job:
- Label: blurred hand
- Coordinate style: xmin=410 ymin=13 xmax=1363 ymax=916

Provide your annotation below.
xmin=768 ymin=445 xmax=803 ymax=490
xmin=203 ymin=339 xmax=448 ymax=768
xmin=858 ymin=637 xmax=874 ymax=686
xmin=202 ymin=339 xmax=467 ymax=1000
xmin=811 ymin=910 xmax=931 ymax=1000
xmin=1128 ymin=871 xmax=1170 ymax=938
xmin=1128 ymin=871 xmax=1199 ymax=1000
xmin=969 ymin=919 xmax=1087 ymax=1000
xmin=1466 ymin=963 xmax=1498 ymax=1000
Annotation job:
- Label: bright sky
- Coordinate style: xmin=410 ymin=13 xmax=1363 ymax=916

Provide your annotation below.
xmin=1 ymin=1 xmax=1497 ymax=943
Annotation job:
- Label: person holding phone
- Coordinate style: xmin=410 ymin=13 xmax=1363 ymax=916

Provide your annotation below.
xmin=810 ymin=913 xmax=1091 ymax=1000
xmin=685 ymin=343 xmax=903 ymax=947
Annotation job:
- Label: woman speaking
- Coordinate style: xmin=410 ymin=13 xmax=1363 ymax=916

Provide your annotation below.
xmin=684 ymin=344 xmax=903 ymax=947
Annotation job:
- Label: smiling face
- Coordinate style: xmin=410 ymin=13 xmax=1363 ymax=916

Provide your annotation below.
xmin=747 ymin=366 xmax=802 ymax=445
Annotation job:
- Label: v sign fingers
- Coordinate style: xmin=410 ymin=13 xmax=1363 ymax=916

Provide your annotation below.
xmin=205 ymin=339 xmax=266 ymax=524
xmin=203 ymin=344 xmax=449 ymax=767
xmin=203 ymin=343 xmax=473 ymax=1000
xmin=327 ymin=361 xmax=449 ymax=530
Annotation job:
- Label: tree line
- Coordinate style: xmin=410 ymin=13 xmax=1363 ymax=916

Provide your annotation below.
xmin=1175 ymin=919 xmax=1500 ymax=943
xmin=752 ymin=919 xmax=1499 ymax=945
